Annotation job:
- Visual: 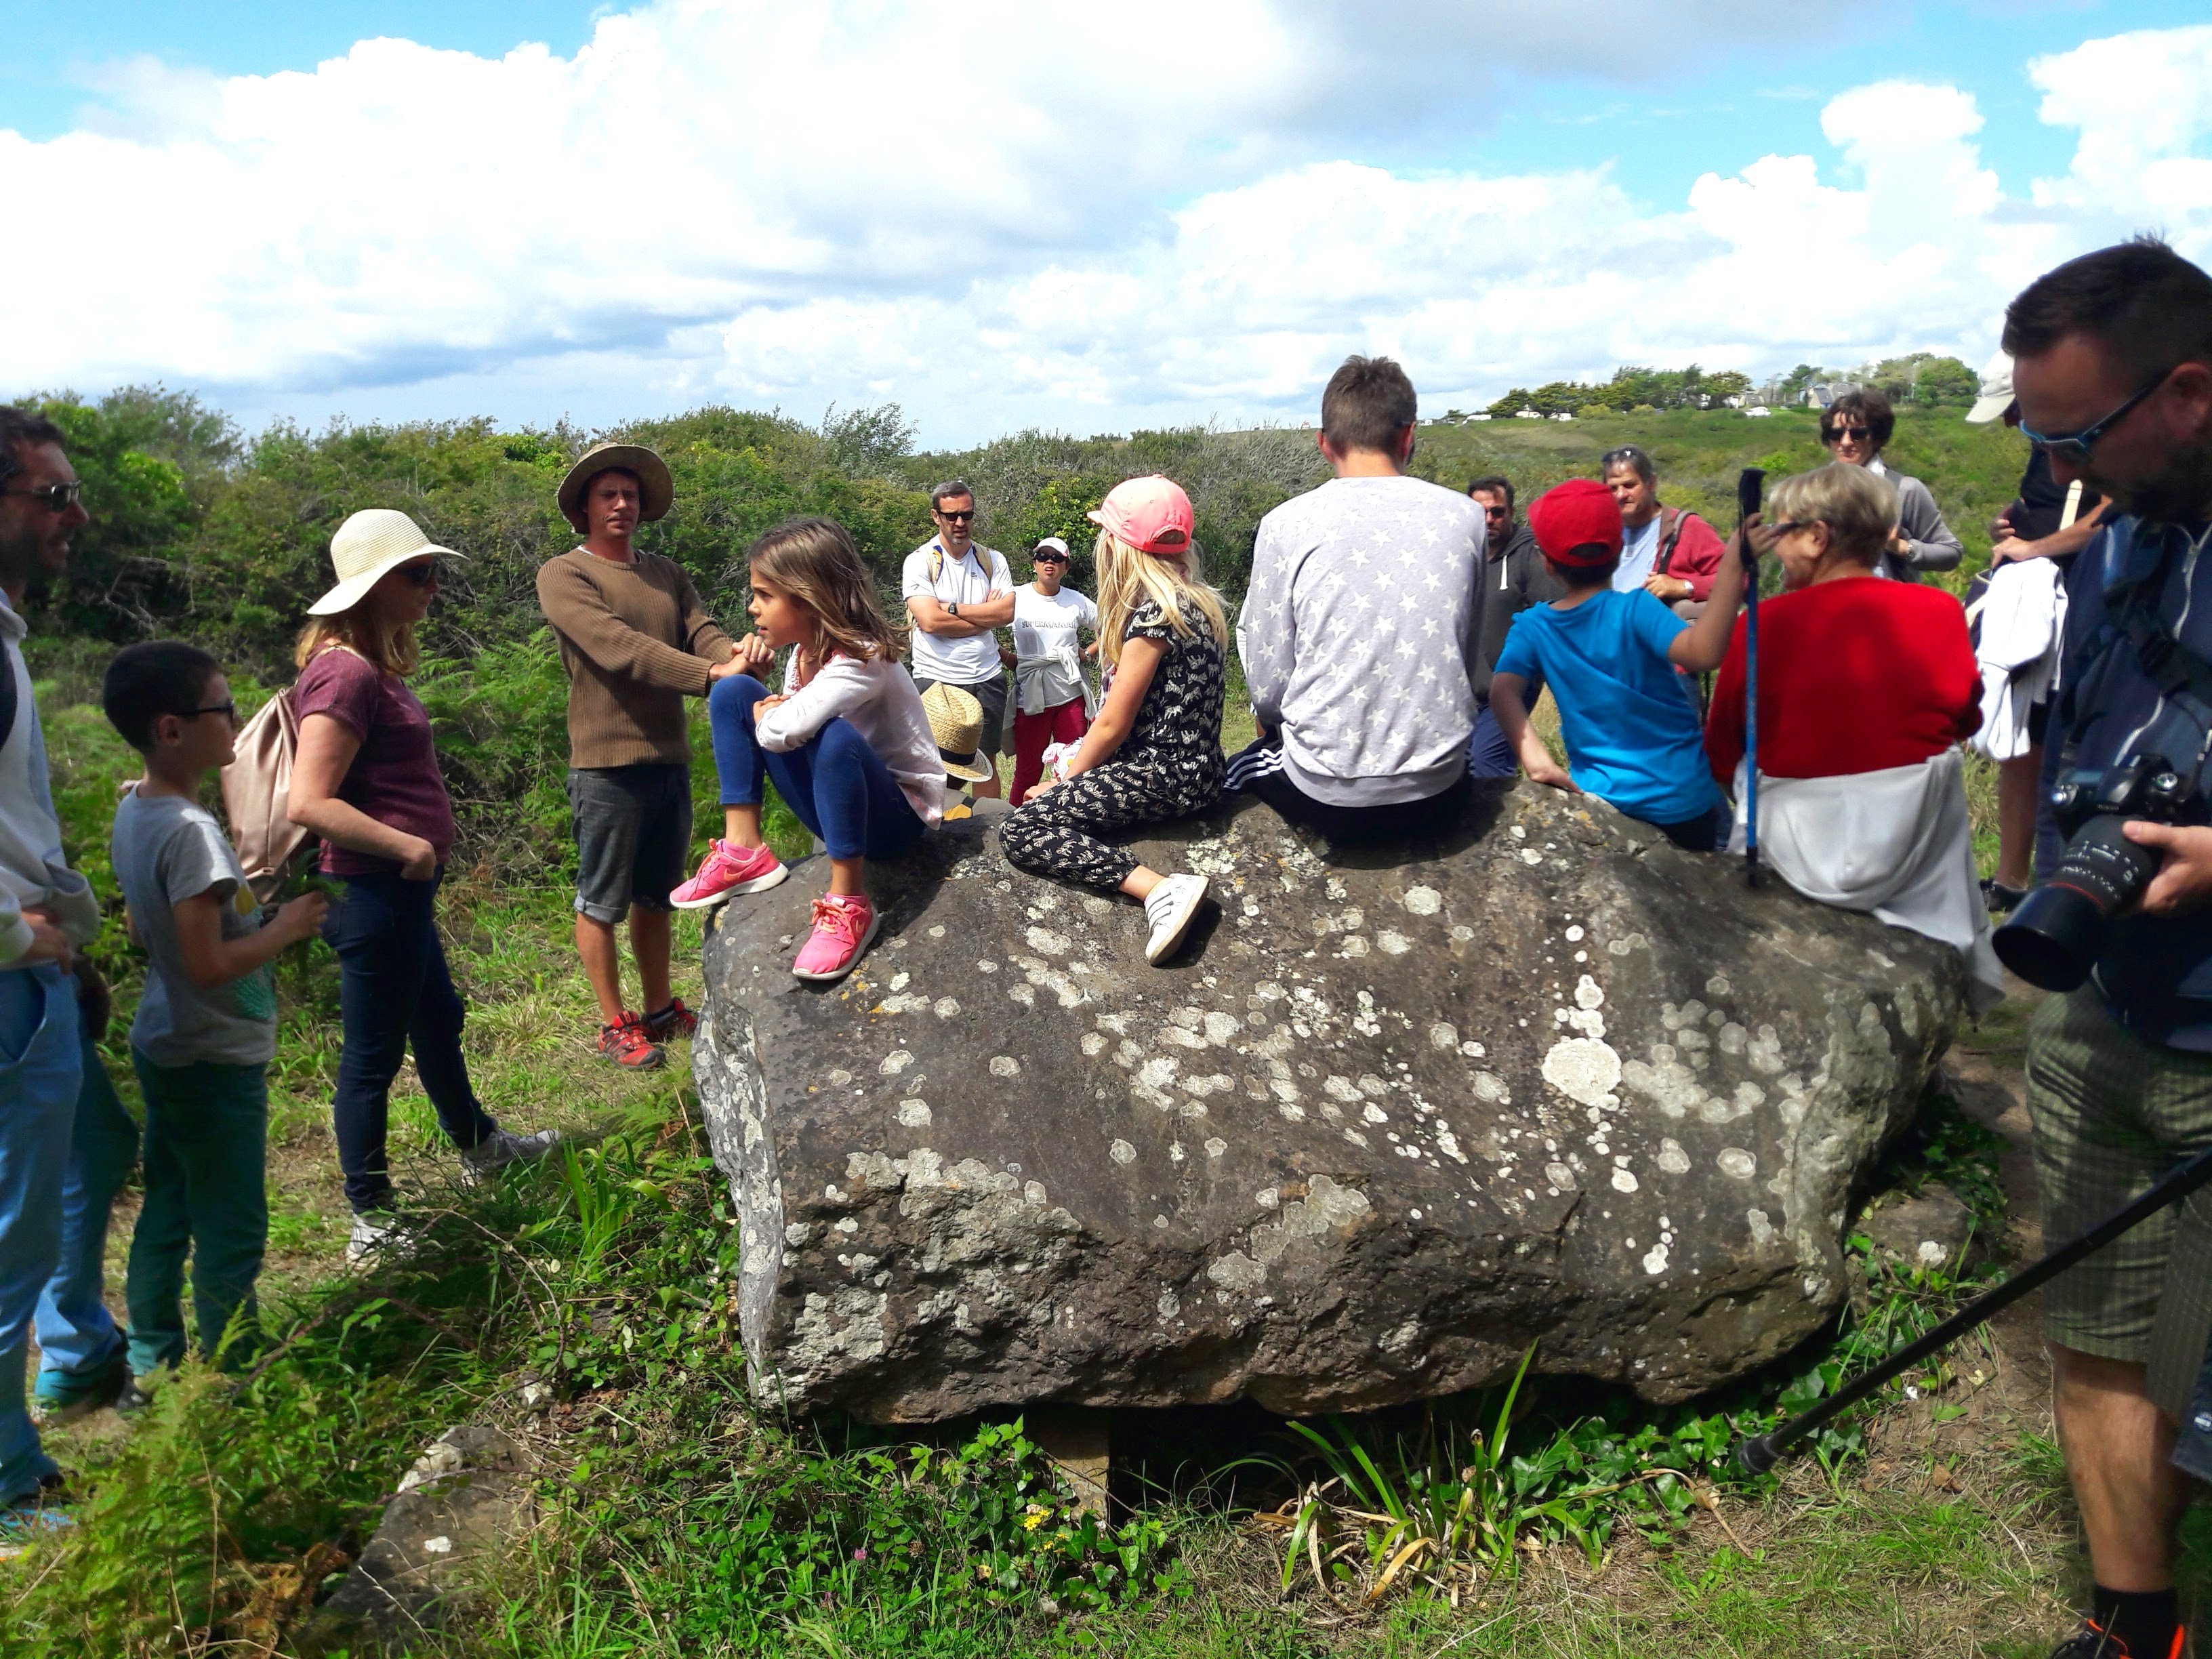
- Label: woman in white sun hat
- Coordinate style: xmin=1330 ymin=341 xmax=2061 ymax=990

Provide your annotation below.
xmin=284 ymin=510 xmax=558 ymax=1261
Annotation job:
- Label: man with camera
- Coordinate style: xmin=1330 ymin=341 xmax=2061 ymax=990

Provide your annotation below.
xmin=2001 ymin=238 xmax=2212 ymax=1659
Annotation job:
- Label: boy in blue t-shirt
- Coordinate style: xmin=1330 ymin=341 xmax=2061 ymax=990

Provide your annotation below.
xmin=1490 ymin=478 xmax=1756 ymax=851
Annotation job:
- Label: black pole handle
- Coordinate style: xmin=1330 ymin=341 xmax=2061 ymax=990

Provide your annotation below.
xmin=1736 ymin=1139 xmax=2212 ymax=1475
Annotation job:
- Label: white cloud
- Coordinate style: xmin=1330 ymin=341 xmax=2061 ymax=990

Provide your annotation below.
xmin=3 ymin=5 xmax=2209 ymax=441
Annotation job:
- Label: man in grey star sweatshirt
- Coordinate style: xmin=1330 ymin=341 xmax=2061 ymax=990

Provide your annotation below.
xmin=1227 ymin=355 xmax=1488 ymax=840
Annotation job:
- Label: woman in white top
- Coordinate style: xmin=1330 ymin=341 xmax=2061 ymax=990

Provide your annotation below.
xmin=668 ymin=517 xmax=944 ymax=984
xmin=1008 ymin=536 xmax=1098 ymax=805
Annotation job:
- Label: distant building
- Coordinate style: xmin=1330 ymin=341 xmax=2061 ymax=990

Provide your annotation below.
xmin=1550 ymin=412 xmax=1574 ymax=422
xmin=1745 ymin=407 xmax=1772 ymax=419
xmin=1514 ymin=409 xmax=1542 ymax=420
xmin=1723 ymin=395 xmax=1746 ymax=409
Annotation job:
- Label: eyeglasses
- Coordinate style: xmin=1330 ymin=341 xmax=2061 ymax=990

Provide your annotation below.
xmin=936 ymin=508 xmax=976 ymax=523
xmin=2018 ymin=370 xmax=2171 ymax=463
xmin=182 ymin=701 xmax=237 ymax=724
xmin=1480 ymin=504 xmax=1511 ymax=516
xmin=1768 ymin=521 xmax=1806 ymax=537
xmin=397 ymin=561 xmax=439 ymax=587
xmin=1032 ymin=550 xmax=1069 ymax=562
xmin=1825 ymin=426 xmax=1872 ymax=444
xmin=0 ymin=481 xmax=81 ymax=512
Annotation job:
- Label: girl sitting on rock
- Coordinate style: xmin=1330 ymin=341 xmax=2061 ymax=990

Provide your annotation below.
xmin=668 ymin=517 xmax=945 ymax=984
xmin=1000 ymin=476 xmax=1223 ymax=965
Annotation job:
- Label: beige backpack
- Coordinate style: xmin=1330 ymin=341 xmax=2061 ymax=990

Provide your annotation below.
xmin=221 ymin=689 xmax=308 ymax=904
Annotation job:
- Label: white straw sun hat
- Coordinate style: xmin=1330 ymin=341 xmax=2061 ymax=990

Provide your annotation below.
xmin=308 ymin=510 xmax=464 ymax=617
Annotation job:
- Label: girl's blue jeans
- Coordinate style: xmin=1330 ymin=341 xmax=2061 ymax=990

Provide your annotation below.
xmin=710 ymin=674 xmax=924 ymax=861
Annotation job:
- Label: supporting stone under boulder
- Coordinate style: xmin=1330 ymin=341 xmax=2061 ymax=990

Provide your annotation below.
xmin=693 ymin=783 xmax=1965 ymax=1422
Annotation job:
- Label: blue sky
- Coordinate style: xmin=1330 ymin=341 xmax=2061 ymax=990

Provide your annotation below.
xmin=1 ymin=1 xmax=2207 ymax=443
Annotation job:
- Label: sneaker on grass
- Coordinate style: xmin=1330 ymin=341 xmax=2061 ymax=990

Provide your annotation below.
xmin=792 ymin=895 xmax=879 ymax=983
xmin=33 ymin=1348 xmax=127 ymax=1423
xmin=670 ymin=840 xmax=786 ymax=909
xmin=642 ymin=997 xmax=698 ymax=1042
xmin=1141 ymin=873 xmax=1208 ymax=965
xmin=597 ymin=1012 xmax=665 ymax=1071
xmin=2047 ymin=1620 xmax=2187 ymax=1658
xmin=346 ymin=1211 xmax=416 ymax=1265
xmin=459 ymin=1127 xmax=565 ymax=1187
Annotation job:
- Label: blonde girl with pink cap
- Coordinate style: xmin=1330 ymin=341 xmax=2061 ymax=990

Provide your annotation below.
xmin=1000 ymin=476 xmax=1225 ymax=964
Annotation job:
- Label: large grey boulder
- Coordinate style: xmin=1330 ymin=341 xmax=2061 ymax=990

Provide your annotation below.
xmin=693 ymin=783 xmax=1964 ymax=1421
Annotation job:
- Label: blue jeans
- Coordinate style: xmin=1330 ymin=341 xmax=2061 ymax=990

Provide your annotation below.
xmin=0 ymin=965 xmax=82 ymax=1503
xmin=325 ymin=872 xmax=495 ymax=1214
xmin=1467 ymin=681 xmax=1541 ymax=781
xmin=710 ymin=675 xmax=925 ymax=861
xmin=126 ymin=1057 xmax=267 ymax=1374
xmin=33 ymin=1033 xmax=136 ymax=1392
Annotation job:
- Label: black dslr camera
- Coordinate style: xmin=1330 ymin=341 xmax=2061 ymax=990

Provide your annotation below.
xmin=1994 ymin=752 xmax=2203 ymax=991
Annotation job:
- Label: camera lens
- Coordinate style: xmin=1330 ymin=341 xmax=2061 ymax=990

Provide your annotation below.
xmin=1992 ymin=815 xmax=2166 ymax=991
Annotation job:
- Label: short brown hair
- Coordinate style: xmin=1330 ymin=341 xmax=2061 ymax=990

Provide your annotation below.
xmin=1821 ymin=389 xmax=1895 ymax=450
xmin=2003 ymin=237 xmax=2212 ymax=387
xmin=1321 ymin=356 xmax=1417 ymax=455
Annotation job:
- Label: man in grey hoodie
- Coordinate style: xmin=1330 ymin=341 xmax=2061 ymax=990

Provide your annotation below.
xmin=1227 ymin=356 xmax=1487 ymax=839
xmin=0 ymin=409 xmax=121 ymax=1535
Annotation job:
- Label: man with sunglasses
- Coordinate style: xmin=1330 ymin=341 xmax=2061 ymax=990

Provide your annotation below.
xmin=0 ymin=409 xmax=125 ymax=1536
xmin=2003 ymin=239 xmax=2212 ymax=1659
xmin=1465 ymin=475 xmax=1559 ymax=778
xmin=903 ymin=481 xmax=1015 ymax=798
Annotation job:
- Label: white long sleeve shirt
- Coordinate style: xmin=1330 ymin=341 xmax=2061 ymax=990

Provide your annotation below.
xmin=0 ymin=595 xmax=99 ymax=964
xmin=756 ymin=651 xmax=947 ymax=827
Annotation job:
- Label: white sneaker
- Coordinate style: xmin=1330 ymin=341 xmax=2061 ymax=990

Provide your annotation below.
xmin=459 ymin=1128 xmax=564 ymax=1187
xmin=1141 ymin=874 xmax=1209 ymax=965
xmin=346 ymin=1212 xmax=411 ymax=1265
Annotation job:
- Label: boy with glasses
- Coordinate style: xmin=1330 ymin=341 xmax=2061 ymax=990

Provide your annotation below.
xmin=903 ymin=481 xmax=1016 ymax=798
xmin=104 ymin=644 xmax=327 ymax=1406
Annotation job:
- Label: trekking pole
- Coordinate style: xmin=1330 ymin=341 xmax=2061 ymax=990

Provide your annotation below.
xmin=1735 ymin=1139 xmax=2212 ymax=1475
xmin=1736 ymin=468 xmax=1765 ymax=888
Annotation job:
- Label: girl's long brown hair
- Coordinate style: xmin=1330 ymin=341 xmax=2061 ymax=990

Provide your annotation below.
xmin=747 ymin=517 xmax=906 ymax=664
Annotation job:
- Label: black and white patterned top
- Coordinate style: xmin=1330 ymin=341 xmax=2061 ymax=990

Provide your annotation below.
xmin=1120 ymin=599 xmax=1226 ymax=800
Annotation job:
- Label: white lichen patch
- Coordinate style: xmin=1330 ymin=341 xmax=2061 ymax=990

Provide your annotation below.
xmin=1255 ymin=1187 xmax=1280 ymax=1208
xmin=1109 ymin=1139 xmax=1136 ymax=1166
xmin=1717 ymin=1147 xmax=1757 ymax=1181
xmin=1207 ymin=1251 xmax=1267 ymax=1292
xmin=874 ymin=994 xmax=932 ymax=1015
xmin=879 ymin=1050 xmax=916 ymax=1076
xmin=1080 ymin=1033 xmax=1107 ymax=1057
xmin=1546 ymin=1161 xmax=1576 ymax=1189
xmin=1542 ymin=1038 xmax=1622 ymax=1109
xmin=1574 ymin=975 xmax=1605 ymax=1010
xmin=1610 ymin=1167 xmax=1640 ymax=1194
xmin=988 ymin=1056 xmax=1021 ymax=1078
xmin=1401 ymin=885 xmax=1442 ymax=916
xmin=1656 ymin=1138 xmax=1691 ymax=1175
xmin=1746 ymin=1208 xmax=1777 ymax=1246
xmin=933 ymin=998 xmax=962 ymax=1019
xmin=1643 ymin=1242 xmax=1671 ymax=1275
xmin=1377 ymin=930 xmax=1413 ymax=955
xmin=1204 ymin=1137 xmax=1228 ymax=1159
xmin=896 ymin=1099 xmax=932 ymax=1128
xmin=1025 ymin=926 xmax=1072 ymax=956
xmin=1429 ymin=1022 xmax=1459 ymax=1051
xmin=1520 ymin=848 xmax=1544 ymax=865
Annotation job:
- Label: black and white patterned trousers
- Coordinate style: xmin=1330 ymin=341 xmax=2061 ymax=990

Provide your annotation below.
xmin=999 ymin=754 xmax=1218 ymax=892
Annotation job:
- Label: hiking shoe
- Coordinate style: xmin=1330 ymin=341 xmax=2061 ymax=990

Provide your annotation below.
xmin=1142 ymin=874 xmax=1208 ymax=965
xmin=2048 ymin=1620 xmax=2188 ymax=1658
xmin=1983 ymin=878 xmax=2028 ymax=915
xmin=793 ymin=895 xmax=879 ymax=983
xmin=117 ymin=1376 xmax=162 ymax=1419
xmin=670 ymin=840 xmax=787 ymax=909
xmin=33 ymin=1349 xmax=127 ymax=1422
xmin=0 ymin=1481 xmax=73 ymax=1551
xmin=597 ymin=1012 xmax=665 ymax=1071
xmin=346 ymin=1211 xmax=414 ymax=1265
xmin=459 ymin=1127 xmax=564 ymax=1187
xmin=642 ymin=998 xmax=698 ymax=1042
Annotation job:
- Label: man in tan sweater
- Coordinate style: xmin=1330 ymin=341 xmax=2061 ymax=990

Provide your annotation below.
xmin=537 ymin=443 xmax=749 ymax=1070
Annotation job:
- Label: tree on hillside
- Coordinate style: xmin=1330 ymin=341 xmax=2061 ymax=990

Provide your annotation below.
xmin=1914 ymin=356 xmax=1979 ymax=405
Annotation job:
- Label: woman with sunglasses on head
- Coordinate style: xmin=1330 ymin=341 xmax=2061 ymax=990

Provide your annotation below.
xmin=287 ymin=510 xmax=558 ymax=1262
xmin=1819 ymin=390 xmax=1963 ymax=581
xmin=1008 ymin=537 xmax=1099 ymax=806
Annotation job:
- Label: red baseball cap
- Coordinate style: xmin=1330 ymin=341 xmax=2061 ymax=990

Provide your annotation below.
xmin=1088 ymin=474 xmax=1194 ymax=556
xmin=1528 ymin=478 xmax=1624 ymax=569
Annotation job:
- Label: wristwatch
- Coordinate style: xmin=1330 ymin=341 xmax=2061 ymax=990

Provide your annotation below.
xmin=947 ymin=602 xmax=960 ymax=617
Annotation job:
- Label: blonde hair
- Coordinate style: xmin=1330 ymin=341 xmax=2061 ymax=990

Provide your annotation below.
xmin=747 ymin=517 xmax=905 ymax=663
xmin=293 ymin=607 xmax=419 ymax=676
xmin=1767 ymin=462 xmax=1899 ymax=565
xmin=1093 ymin=531 xmax=1227 ymax=668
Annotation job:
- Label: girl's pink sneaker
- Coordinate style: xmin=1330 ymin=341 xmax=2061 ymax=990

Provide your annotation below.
xmin=670 ymin=840 xmax=787 ymax=909
xmin=792 ymin=895 xmax=879 ymax=982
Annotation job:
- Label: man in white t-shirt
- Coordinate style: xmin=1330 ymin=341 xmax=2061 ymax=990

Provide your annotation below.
xmin=1008 ymin=536 xmax=1098 ymax=805
xmin=901 ymin=480 xmax=1015 ymax=798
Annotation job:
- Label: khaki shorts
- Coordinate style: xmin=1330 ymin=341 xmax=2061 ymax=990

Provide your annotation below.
xmin=2028 ymin=985 xmax=2212 ymax=1406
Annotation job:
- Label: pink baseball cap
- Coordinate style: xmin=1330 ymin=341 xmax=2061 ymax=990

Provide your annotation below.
xmin=1088 ymin=474 xmax=1194 ymax=556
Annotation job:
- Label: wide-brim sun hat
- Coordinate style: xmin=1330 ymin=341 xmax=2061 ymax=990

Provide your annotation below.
xmin=1528 ymin=478 xmax=1624 ymax=569
xmin=1088 ymin=475 xmax=1193 ymax=556
xmin=308 ymin=509 xmax=466 ymax=617
xmin=558 ymin=442 xmax=674 ymax=533
xmin=920 ymin=681 xmax=994 ymax=783
xmin=1966 ymin=350 xmax=2015 ymax=425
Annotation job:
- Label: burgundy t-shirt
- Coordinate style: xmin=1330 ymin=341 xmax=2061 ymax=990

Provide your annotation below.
xmin=292 ymin=649 xmax=457 ymax=876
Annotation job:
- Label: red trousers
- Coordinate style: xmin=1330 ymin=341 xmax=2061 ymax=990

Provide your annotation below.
xmin=1010 ymin=697 xmax=1091 ymax=806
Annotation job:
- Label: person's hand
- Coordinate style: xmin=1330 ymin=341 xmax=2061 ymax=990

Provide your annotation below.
xmin=398 ymin=838 xmax=438 ymax=882
xmin=1083 ymin=640 xmax=1099 ymax=659
xmin=1025 ymin=774 xmax=1061 ymax=800
xmin=18 ymin=907 xmax=72 ymax=972
xmin=752 ymin=694 xmax=789 ymax=726
xmin=1744 ymin=516 xmax=1779 ymax=558
xmin=1528 ymin=760 xmax=1579 ymax=794
xmin=1989 ymin=508 xmax=2016 ymax=543
xmin=1643 ymin=573 xmax=1693 ymax=602
xmin=74 ymin=956 xmax=111 ymax=1044
xmin=2125 ymin=822 xmax=2212 ymax=915
xmin=1888 ymin=531 xmax=1913 ymax=559
xmin=1990 ymin=536 xmax=2039 ymax=565
xmin=730 ymin=634 xmax=775 ymax=674
xmin=708 ymin=655 xmax=750 ymax=682
xmin=999 ymin=644 xmax=1017 ymax=668
xmin=272 ymin=891 xmax=330 ymax=944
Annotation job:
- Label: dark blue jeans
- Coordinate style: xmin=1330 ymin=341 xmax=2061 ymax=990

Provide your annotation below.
xmin=710 ymin=675 xmax=925 ymax=861
xmin=1467 ymin=680 xmax=1541 ymax=781
xmin=325 ymin=872 xmax=495 ymax=1214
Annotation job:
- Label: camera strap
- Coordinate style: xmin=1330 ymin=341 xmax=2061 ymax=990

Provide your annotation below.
xmin=2057 ymin=521 xmax=2212 ymax=760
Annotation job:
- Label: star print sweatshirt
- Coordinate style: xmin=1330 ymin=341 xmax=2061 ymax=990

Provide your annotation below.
xmin=1237 ymin=475 xmax=1488 ymax=806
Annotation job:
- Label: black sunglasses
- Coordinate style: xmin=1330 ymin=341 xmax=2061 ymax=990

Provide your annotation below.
xmin=1826 ymin=426 xmax=1872 ymax=443
xmin=396 ymin=560 xmax=439 ymax=588
xmin=0 ymin=480 xmax=81 ymax=512
xmin=2018 ymin=370 xmax=2171 ymax=463
xmin=936 ymin=508 xmax=977 ymax=523
xmin=1032 ymin=548 xmax=1069 ymax=562
xmin=182 ymin=701 xmax=237 ymax=723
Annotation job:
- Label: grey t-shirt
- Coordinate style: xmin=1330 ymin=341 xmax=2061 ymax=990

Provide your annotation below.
xmin=112 ymin=789 xmax=276 ymax=1067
